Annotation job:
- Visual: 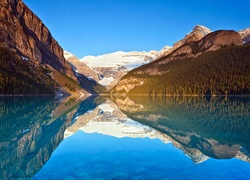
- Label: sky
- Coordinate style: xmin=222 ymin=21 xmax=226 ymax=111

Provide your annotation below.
xmin=22 ymin=0 xmax=250 ymax=58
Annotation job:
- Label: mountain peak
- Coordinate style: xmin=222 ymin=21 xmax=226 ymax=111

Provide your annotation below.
xmin=160 ymin=25 xmax=212 ymax=58
xmin=184 ymin=25 xmax=212 ymax=44
xmin=192 ymin=25 xmax=212 ymax=36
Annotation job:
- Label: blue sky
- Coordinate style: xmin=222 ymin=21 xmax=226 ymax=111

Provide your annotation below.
xmin=23 ymin=0 xmax=250 ymax=58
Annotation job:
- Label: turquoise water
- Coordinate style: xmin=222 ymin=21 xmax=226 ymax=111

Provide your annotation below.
xmin=33 ymin=131 xmax=250 ymax=180
xmin=0 ymin=96 xmax=250 ymax=179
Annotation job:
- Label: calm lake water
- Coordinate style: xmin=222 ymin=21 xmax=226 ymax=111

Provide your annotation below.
xmin=0 ymin=96 xmax=250 ymax=179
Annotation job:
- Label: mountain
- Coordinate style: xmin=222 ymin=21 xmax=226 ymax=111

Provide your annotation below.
xmin=0 ymin=0 xmax=81 ymax=95
xmin=65 ymin=25 xmax=249 ymax=93
xmin=78 ymin=48 xmax=171 ymax=89
xmin=69 ymin=25 xmax=210 ymax=90
xmin=113 ymin=27 xmax=250 ymax=96
xmin=0 ymin=0 xmax=74 ymax=77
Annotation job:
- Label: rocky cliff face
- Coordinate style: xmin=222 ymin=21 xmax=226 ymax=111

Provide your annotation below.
xmin=0 ymin=0 xmax=74 ymax=78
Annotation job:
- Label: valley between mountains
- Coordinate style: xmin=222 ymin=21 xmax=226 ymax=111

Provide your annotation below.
xmin=0 ymin=0 xmax=250 ymax=97
xmin=65 ymin=26 xmax=250 ymax=96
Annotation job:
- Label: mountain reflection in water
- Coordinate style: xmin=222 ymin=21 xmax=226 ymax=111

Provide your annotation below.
xmin=0 ymin=96 xmax=101 ymax=179
xmin=62 ymin=96 xmax=250 ymax=164
xmin=112 ymin=96 xmax=250 ymax=163
xmin=1 ymin=95 xmax=250 ymax=179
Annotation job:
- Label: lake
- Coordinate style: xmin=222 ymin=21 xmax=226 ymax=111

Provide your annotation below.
xmin=0 ymin=95 xmax=250 ymax=179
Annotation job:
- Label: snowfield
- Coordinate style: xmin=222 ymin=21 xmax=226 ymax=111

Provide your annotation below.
xmin=80 ymin=50 xmax=159 ymax=70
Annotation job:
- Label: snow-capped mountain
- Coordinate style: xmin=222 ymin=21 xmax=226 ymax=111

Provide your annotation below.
xmin=64 ymin=47 xmax=171 ymax=89
xmin=80 ymin=51 xmax=164 ymax=88
xmin=79 ymin=50 xmax=173 ymax=88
